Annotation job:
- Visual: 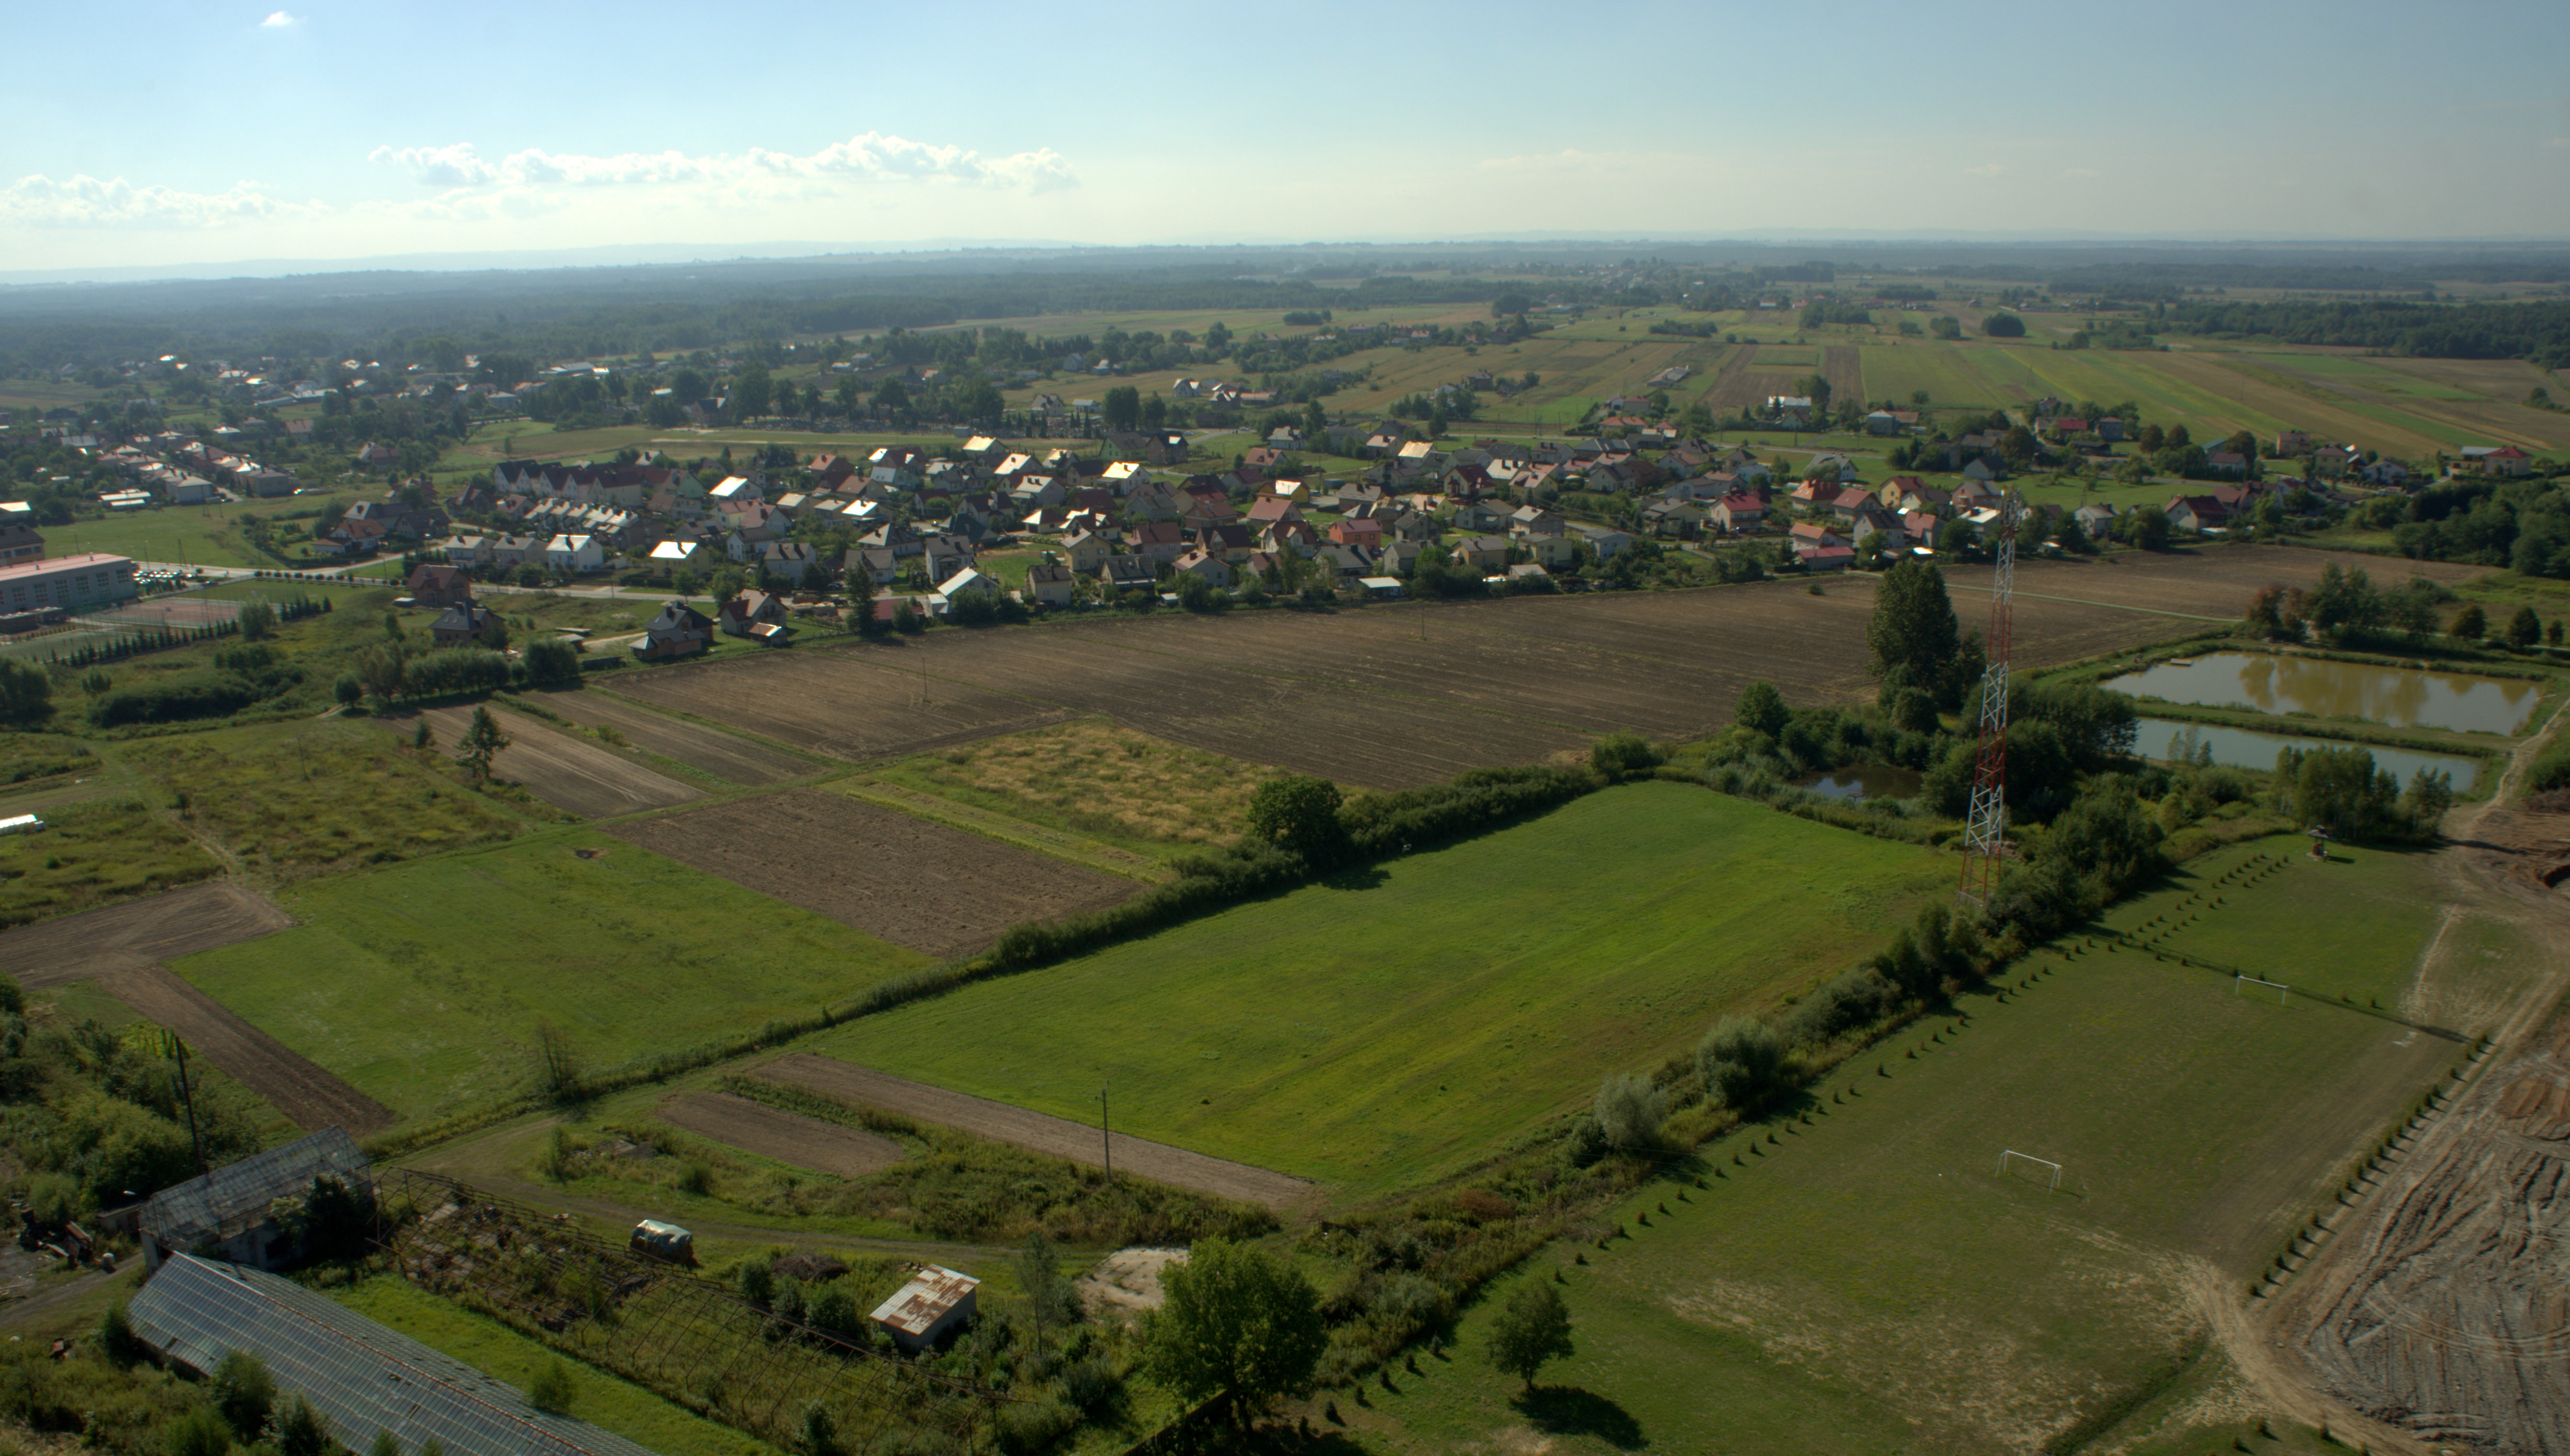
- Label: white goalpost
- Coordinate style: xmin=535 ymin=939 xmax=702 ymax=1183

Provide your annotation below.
xmin=1995 ymin=1149 xmax=2063 ymax=1191
xmin=2234 ymin=973 xmax=2289 ymax=1005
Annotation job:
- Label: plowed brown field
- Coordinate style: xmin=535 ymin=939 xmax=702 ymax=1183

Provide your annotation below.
xmin=604 ymin=788 xmax=1137 ymax=958
xmin=530 ymin=687 xmax=814 ymax=786
xmin=594 ymin=546 xmax=2489 ymax=791
xmin=5 ymin=881 xmax=290 ymax=985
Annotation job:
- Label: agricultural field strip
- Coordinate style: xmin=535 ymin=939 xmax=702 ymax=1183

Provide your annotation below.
xmin=393 ymin=704 xmax=705 ymax=819
xmin=750 ymin=1054 xmax=1315 ymax=1210
xmin=90 ymin=961 xmax=393 ymax=1136
xmin=603 ymin=789 xmax=1139 ymax=960
xmin=522 ymin=687 xmax=822 ymax=787
xmin=654 ymin=1091 xmax=904 ymax=1179
xmin=2 ymin=881 xmax=292 ymax=987
xmin=831 ymin=780 xmax=1172 ymax=884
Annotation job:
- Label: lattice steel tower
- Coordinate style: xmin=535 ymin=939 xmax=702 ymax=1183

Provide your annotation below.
xmin=1958 ymin=489 xmax=2021 ymax=911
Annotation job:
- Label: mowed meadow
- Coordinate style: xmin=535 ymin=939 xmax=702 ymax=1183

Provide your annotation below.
xmin=1345 ymin=837 xmax=2479 ymax=1455
xmin=171 ymin=827 xmax=933 ymax=1122
xmin=802 ymin=782 xmax=1954 ymax=1197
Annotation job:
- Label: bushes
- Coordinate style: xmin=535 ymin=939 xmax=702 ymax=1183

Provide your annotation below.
xmin=401 ymin=647 xmax=510 ymax=698
xmin=1340 ymin=765 xmax=1601 ymax=858
xmin=1589 ymin=731 xmax=1662 ymax=779
xmin=89 ymin=666 xmax=289 ymax=726
xmin=0 ymin=659 xmax=50 ymax=726
xmin=524 ymin=639 xmax=583 ymax=685
xmin=1697 ymin=1017 xmax=1787 ymax=1110
xmin=1592 ymin=1072 xmax=1667 ymax=1150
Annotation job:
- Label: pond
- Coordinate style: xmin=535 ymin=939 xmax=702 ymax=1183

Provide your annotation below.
xmin=1794 ymin=765 xmax=1924 ymax=802
xmin=2100 ymin=652 xmax=2541 ymax=735
xmin=2141 ymin=718 xmax=2482 ymax=789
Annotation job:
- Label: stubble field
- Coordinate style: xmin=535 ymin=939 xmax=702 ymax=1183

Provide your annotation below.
xmin=602 ymin=547 xmax=2482 ymax=790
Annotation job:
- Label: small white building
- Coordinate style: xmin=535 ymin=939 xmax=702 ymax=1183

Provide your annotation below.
xmin=544 ymin=533 xmax=605 ymax=574
xmin=870 ymin=1265 xmax=979 ymax=1352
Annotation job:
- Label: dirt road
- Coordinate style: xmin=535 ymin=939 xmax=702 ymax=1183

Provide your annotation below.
xmin=2243 ymin=699 xmax=2570 ymax=1455
xmin=4 ymin=881 xmax=290 ymax=985
xmin=753 ymin=1054 xmax=1317 ymax=1211
xmin=102 ymin=964 xmax=391 ymax=1135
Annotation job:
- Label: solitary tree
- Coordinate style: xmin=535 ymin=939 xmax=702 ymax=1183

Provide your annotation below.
xmin=2507 ymin=606 xmax=2541 ymax=649
xmin=1485 ymin=1280 xmax=1576 ymax=1393
xmin=1699 ymin=1016 xmax=1786 ymax=1109
xmin=1591 ymin=1072 xmax=1666 ymax=1150
xmin=2451 ymin=603 xmax=2488 ymax=641
xmin=456 ymin=705 xmax=511 ymax=782
xmin=213 ymin=1349 xmax=277 ymax=1441
xmin=237 ymin=598 xmax=277 ymax=641
xmin=1866 ymin=559 xmax=1960 ymax=688
xmin=1734 ymin=680 xmax=1790 ymax=739
xmin=1246 ymin=776 xmax=1345 ymax=862
xmin=1143 ymin=1239 xmax=1326 ymax=1431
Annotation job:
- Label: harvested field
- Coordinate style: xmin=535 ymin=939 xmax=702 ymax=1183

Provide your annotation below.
xmin=390 ymin=705 xmax=703 ymax=818
xmin=88 ymin=962 xmax=391 ymax=1135
xmin=608 ymin=647 xmax=1074 ymax=761
xmin=1822 ymin=343 xmax=1862 ymax=406
xmin=752 ymin=1054 xmax=1315 ymax=1210
xmin=605 ymin=788 xmax=1137 ymax=958
xmin=610 ymin=545 xmax=2486 ymax=791
xmin=529 ymin=687 xmax=814 ymax=786
xmin=654 ymin=1091 xmax=903 ymax=1178
xmin=4 ymin=881 xmax=290 ymax=987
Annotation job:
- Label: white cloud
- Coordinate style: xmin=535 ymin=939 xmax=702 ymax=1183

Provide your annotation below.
xmin=259 ymin=10 xmax=297 ymax=26
xmin=0 ymin=173 xmax=317 ymax=229
xmin=370 ymin=131 xmax=1077 ymax=198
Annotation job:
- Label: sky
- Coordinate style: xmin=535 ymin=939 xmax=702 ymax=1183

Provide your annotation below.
xmin=3 ymin=0 xmax=2566 ymax=276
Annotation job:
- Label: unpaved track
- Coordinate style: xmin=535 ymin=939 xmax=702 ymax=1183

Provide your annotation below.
xmin=753 ymin=1054 xmax=1316 ymax=1211
xmin=2245 ymin=698 xmax=2570 ymax=1455
xmin=4 ymin=881 xmax=290 ymax=985
xmin=656 ymin=1091 xmax=904 ymax=1177
xmin=100 ymin=964 xmax=390 ymax=1135
xmin=390 ymin=705 xmax=703 ymax=818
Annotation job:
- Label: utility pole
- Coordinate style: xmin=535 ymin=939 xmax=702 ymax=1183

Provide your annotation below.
xmin=1098 ymin=1084 xmax=1111 ymax=1182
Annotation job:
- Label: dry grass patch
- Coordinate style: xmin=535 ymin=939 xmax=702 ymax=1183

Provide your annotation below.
xmin=903 ymin=719 xmax=1286 ymax=847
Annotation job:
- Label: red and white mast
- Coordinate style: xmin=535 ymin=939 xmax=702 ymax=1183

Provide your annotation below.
xmin=1958 ymin=489 xmax=2020 ymax=912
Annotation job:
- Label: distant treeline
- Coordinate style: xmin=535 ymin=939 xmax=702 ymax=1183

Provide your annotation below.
xmin=2166 ymin=298 xmax=2570 ymax=368
xmin=0 ymin=268 xmax=1528 ymax=376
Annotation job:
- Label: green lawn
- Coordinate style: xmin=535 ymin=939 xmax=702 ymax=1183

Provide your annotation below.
xmin=173 ymin=828 xmax=933 ymax=1122
xmin=803 ymin=783 xmax=1952 ymax=1197
xmin=1342 ymin=834 xmax=2472 ymax=1455
xmin=329 ymin=1276 xmax=774 ymax=1456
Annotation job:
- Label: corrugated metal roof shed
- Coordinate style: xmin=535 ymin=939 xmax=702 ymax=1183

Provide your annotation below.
xmin=142 ymin=1128 xmax=370 ymax=1251
xmin=130 ymin=1255 xmax=661 ymax=1456
xmin=869 ymin=1265 xmax=979 ymax=1339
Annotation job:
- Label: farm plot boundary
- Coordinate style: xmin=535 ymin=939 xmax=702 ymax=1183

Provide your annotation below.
xmin=751 ymin=1054 xmax=1316 ymax=1210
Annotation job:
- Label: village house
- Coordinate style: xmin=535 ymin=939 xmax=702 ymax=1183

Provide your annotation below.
xmin=1171 ymin=547 xmax=1233 ymax=589
xmin=406 ymin=563 xmax=473 ymax=608
xmin=1024 ymin=558 xmax=1076 ymax=607
xmin=718 ymin=589 xmax=791 ymax=641
xmin=430 ymin=603 xmax=501 ymax=647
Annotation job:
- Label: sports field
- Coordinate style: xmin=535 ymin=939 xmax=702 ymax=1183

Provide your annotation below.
xmin=171 ymin=828 xmax=932 ymax=1122
xmin=803 ymin=782 xmax=1953 ymax=1197
xmin=1344 ymin=835 xmax=2473 ymax=1455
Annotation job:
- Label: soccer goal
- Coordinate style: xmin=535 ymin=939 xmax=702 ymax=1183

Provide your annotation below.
xmin=1995 ymin=1149 xmax=2062 ymax=1191
xmin=2234 ymin=973 xmax=2289 ymax=1005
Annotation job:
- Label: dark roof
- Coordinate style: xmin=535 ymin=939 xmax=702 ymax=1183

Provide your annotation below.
xmin=131 ymin=1255 xmax=661 ymax=1456
xmin=142 ymin=1128 xmax=368 ymax=1250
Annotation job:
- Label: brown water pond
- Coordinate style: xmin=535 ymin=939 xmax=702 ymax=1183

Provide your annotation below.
xmin=2102 ymin=652 xmax=2541 ymax=735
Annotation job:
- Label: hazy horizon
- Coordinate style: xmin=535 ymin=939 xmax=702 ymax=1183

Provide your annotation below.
xmin=5 ymin=0 xmax=2565 ymax=276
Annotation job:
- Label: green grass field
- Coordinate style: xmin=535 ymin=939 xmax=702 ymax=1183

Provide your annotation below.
xmin=803 ymin=783 xmax=1952 ymax=1197
xmin=330 ymin=1275 xmax=774 ymax=1456
xmin=173 ymin=828 xmax=933 ymax=1122
xmin=0 ymin=793 xmax=222 ymax=928
xmin=1342 ymin=834 xmax=2474 ymax=1455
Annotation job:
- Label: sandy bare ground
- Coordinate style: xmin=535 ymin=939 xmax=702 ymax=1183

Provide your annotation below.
xmin=606 ymin=788 xmax=1138 ymax=959
xmin=655 ymin=1091 xmax=904 ymax=1178
xmin=4 ymin=881 xmax=290 ymax=986
xmin=532 ymin=687 xmax=815 ymax=786
xmin=1077 ymin=1247 xmax=1187 ymax=1315
xmin=388 ymin=705 xmax=704 ymax=819
xmin=2232 ymin=699 xmax=2570 ymax=1456
xmin=752 ymin=1053 xmax=1316 ymax=1211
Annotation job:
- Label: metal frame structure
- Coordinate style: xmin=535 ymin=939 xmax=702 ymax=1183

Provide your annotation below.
xmin=1958 ymin=489 xmax=2023 ymax=911
xmin=376 ymin=1170 xmax=1004 ymax=1453
xmin=1995 ymin=1148 xmax=2063 ymax=1191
